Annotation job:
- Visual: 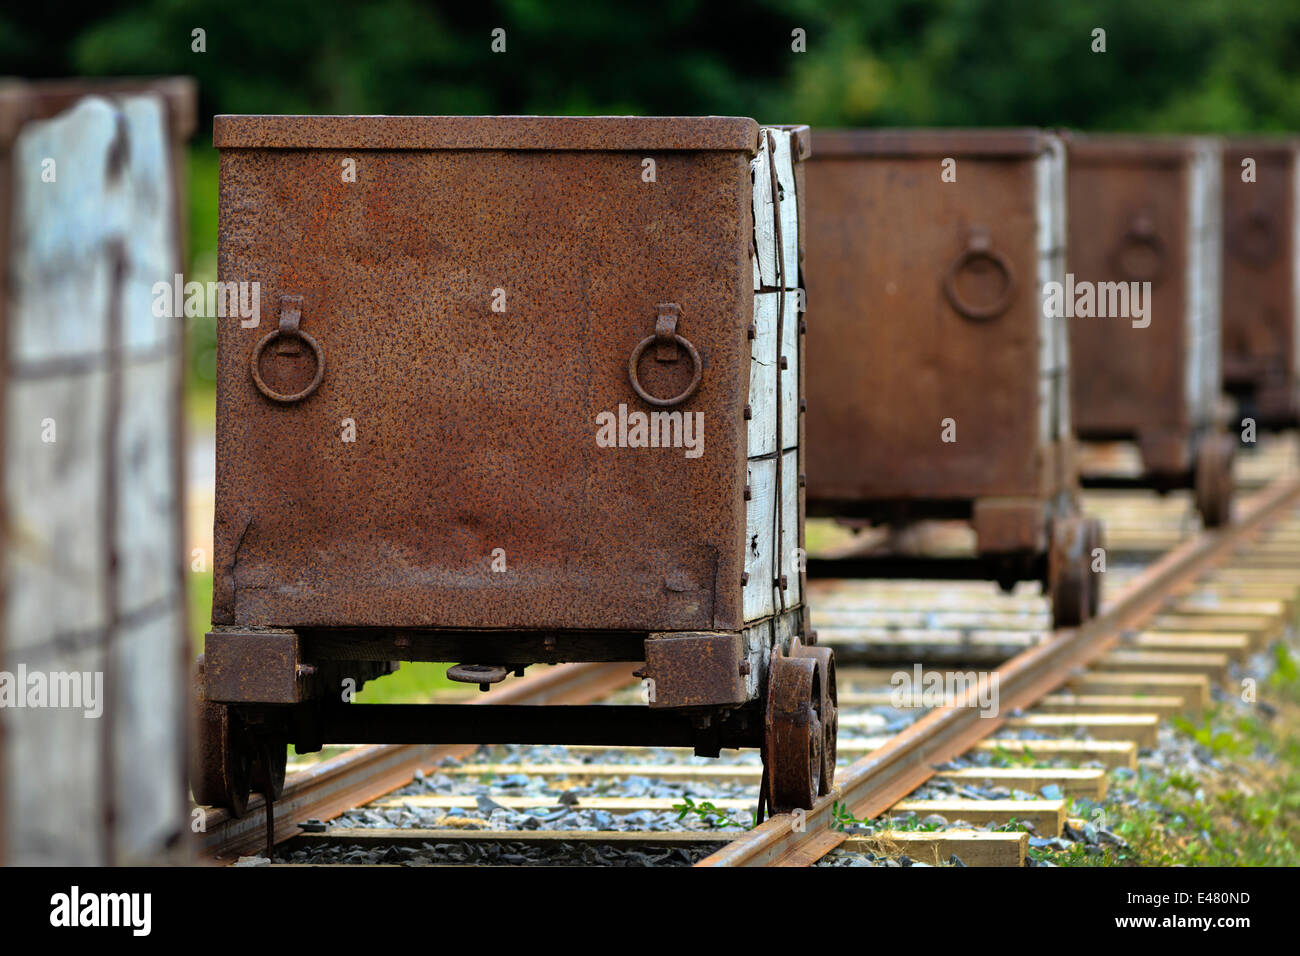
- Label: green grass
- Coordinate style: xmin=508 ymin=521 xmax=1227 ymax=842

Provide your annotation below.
xmin=185 ymin=145 xmax=219 ymax=411
xmin=1029 ymin=645 xmax=1300 ymax=867
xmin=353 ymin=662 xmax=461 ymax=703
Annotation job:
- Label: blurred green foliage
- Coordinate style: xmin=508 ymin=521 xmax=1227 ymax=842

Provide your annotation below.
xmin=184 ymin=148 xmax=219 ymax=394
xmin=6 ymin=0 xmax=1300 ymax=132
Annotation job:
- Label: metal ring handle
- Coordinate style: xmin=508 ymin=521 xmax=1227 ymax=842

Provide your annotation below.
xmin=1113 ymin=222 xmax=1166 ymax=283
xmin=627 ymin=333 xmax=703 ymax=407
xmin=1229 ymin=208 xmax=1279 ymax=267
xmin=251 ymin=328 xmax=325 ymax=404
xmin=943 ymin=247 xmax=1016 ymax=321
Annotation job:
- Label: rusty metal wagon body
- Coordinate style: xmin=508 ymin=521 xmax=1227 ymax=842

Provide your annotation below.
xmin=802 ymin=128 xmax=1100 ymax=626
xmin=0 ymin=78 xmax=195 ymax=864
xmin=1065 ymin=134 xmax=1234 ymax=526
xmin=1220 ymin=137 xmax=1300 ymax=428
xmin=198 ymin=115 xmax=835 ymax=815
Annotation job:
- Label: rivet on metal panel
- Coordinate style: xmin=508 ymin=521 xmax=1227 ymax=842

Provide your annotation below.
xmin=654 ymin=303 xmax=682 ymax=362
xmin=276 ymin=295 xmax=302 ymax=356
xmin=791 ymin=127 xmax=811 ymax=161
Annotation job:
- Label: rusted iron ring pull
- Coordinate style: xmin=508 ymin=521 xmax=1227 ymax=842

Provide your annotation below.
xmin=1113 ymin=211 xmax=1166 ymax=283
xmin=627 ymin=303 xmax=703 ymax=407
xmin=943 ymin=228 xmax=1016 ymax=321
xmin=251 ymin=295 xmax=325 ymax=404
xmin=1229 ymin=207 xmax=1279 ymax=267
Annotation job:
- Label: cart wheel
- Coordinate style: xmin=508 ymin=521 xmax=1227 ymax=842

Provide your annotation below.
xmin=794 ymin=644 xmax=838 ymax=794
xmin=1084 ymin=517 xmax=1104 ymax=619
xmin=764 ymin=654 xmax=822 ymax=813
xmin=192 ymin=697 xmax=254 ymax=817
xmin=1195 ymin=434 xmax=1234 ymax=528
xmin=1048 ymin=514 xmax=1090 ymax=629
xmin=251 ymin=734 xmax=288 ymax=802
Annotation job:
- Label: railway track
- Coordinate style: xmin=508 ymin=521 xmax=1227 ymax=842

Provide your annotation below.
xmin=203 ymin=437 xmax=1300 ymax=867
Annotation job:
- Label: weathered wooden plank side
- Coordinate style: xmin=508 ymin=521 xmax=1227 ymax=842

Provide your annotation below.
xmin=1185 ymin=139 xmax=1223 ymax=428
xmin=752 ymin=129 xmax=799 ymax=291
xmin=779 ymin=288 xmax=799 ymax=449
xmin=2 ymin=91 xmax=186 ymax=865
xmin=111 ymin=609 xmax=185 ymax=859
xmin=1036 ymin=137 xmax=1069 ymax=446
xmin=112 ymin=351 xmax=185 ymax=860
xmin=747 ymin=292 xmax=778 ymax=458
xmin=4 ymin=371 xmax=110 ymax=651
xmin=770 ymin=130 xmax=799 ymax=286
xmin=747 ymin=110 xmax=804 ymax=620
xmin=115 ymin=355 xmax=182 ymax=615
xmin=6 ymin=642 xmax=105 ymax=863
xmin=745 ymin=287 xmax=800 ymax=622
xmin=743 ymin=456 xmax=777 ymax=621
xmin=752 ymin=133 xmax=775 ymax=289
xmin=780 ymin=447 xmax=801 ymax=607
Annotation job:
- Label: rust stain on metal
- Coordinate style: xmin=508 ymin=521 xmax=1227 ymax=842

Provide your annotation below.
xmin=202 ymin=114 xmax=824 ymax=817
xmin=1066 ymin=133 xmax=1233 ymax=524
xmin=644 ymin=632 xmax=747 ymax=708
xmin=214 ymin=115 xmax=760 ymax=152
xmin=1066 ymin=133 xmax=1200 ymax=450
xmin=804 ymin=128 xmax=1065 ymax=513
xmin=811 ymin=128 xmax=1049 ymax=159
xmin=204 ymin=629 xmax=306 ymax=704
xmin=803 ymin=129 xmax=1078 ymax=566
xmin=1221 ymin=137 xmax=1300 ymax=426
xmin=213 ymin=115 xmax=763 ymax=632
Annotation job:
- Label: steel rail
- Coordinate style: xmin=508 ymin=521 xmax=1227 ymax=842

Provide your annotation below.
xmin=200 ymin=661 xmax=635 ymax=861
xmin=698 ymin=474 xmax=1300 ymax=867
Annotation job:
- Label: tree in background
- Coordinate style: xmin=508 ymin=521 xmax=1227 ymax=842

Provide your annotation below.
xmin=3 ymin=0 xmax=1299 ymax=131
